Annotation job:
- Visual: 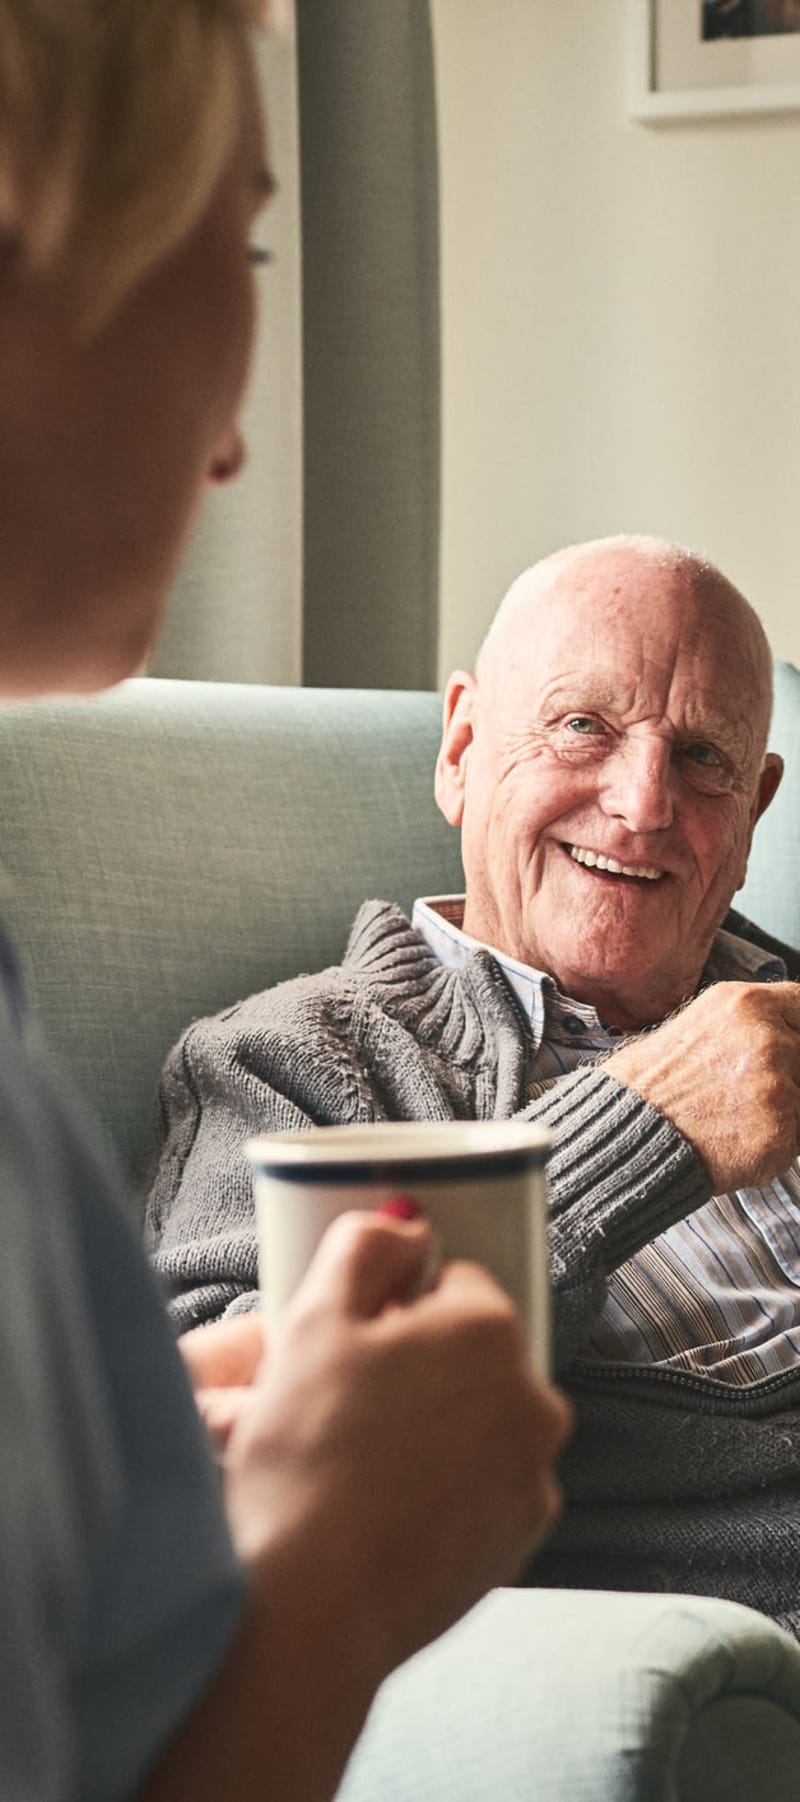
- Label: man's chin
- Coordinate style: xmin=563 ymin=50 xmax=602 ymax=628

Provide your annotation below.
xmin=543 ymin=939 xmax=694 ymax=1025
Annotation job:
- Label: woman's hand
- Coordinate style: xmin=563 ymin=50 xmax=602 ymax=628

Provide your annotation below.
xmin=153 ymin=1209 xmax=570 ymax=1802
xmin=224 ymin=1209 xmax=571 ymax=1678
xmin=180 ymin=1314 xmax=267 ymax=1457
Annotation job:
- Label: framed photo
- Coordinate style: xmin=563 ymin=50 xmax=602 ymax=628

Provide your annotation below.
xmin=629 ymin=0 xmax=800 ymax=121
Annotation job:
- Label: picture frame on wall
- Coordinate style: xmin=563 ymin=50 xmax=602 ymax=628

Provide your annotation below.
xmin=628 ymin=0 xmax=800 ymax=121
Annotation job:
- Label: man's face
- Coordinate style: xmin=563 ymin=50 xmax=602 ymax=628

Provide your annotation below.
xmin=436 ymin=546 xmax=782 ymax=1029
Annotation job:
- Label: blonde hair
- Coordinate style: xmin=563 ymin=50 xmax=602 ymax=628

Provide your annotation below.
xmin=0 ymin=0 xmax=271 ymax=333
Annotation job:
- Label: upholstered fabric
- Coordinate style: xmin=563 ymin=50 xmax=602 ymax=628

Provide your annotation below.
xmin=337 ymin=1588 xmax=800 ymax=1801
xmin=0 ymin=681 xmax=459 ymax=1189
xmin=738 ymin=660 xmax=800 ymax=947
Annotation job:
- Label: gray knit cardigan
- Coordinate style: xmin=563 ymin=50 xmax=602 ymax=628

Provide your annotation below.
xmin=145 ymin=901 xmax=800 ymax=1639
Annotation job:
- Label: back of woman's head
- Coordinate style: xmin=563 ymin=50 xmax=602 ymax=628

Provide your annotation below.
xmin=0 ymin=0 xmax=269 ymax=332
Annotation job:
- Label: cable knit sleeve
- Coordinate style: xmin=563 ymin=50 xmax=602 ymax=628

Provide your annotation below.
xmin=518 ymin=1068 xmax=710 ymax=1369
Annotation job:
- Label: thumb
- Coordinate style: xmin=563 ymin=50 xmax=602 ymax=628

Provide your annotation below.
xmin=293 ymin=1208 xmax=434 ymax=1320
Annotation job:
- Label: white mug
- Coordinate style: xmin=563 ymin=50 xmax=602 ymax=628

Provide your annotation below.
xmin=246 ymin=1119 xmax=551 ymax=1373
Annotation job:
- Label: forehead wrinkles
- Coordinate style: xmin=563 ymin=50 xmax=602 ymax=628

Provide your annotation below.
xmin=480 ymin=595 xmax=764 ymax=777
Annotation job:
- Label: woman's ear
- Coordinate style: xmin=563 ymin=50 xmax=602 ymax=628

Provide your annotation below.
xmin=434 ymin=671 xmax=476 ymax=826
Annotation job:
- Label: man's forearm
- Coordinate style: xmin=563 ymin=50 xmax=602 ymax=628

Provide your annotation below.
xmin=533 ymin=980 xmax=800 ymax=1366
xmin=520 ymin=1064 xmax=709 ymax=1367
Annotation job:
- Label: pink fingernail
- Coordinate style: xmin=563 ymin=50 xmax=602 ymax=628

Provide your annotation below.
xmin=378 ymin=1195 xmax=422 ymax=1221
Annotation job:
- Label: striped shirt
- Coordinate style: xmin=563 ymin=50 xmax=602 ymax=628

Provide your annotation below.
xmin=413 ymin=895 xmax=800 ymax=1389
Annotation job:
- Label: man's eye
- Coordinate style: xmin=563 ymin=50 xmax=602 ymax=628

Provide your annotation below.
xmin=566 ymin=716 xmax=605 ymax=736
xmin=681 ymin=742 xmax=735 ymax=790
xmin=683 ymin=743 xmax=721 ymax=767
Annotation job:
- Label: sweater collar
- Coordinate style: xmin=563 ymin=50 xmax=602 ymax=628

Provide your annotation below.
xmin=412 ymin=896 xmax=595 ymax=1049
xmin=412 ymin=894 xmax=784 ymax=1049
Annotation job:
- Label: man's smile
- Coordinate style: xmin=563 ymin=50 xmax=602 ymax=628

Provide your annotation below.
xmin=564 ymin=842 xmax=664 ymax=881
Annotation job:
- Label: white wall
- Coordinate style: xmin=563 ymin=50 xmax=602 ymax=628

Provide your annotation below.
xmin=431 ymin=0 xmax=800 ymax=678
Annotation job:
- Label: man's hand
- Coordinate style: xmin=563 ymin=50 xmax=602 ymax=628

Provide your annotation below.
xmin=607 ymin=979 xmax=800 ymax=1192
xmin=224 ymin=1209 xmax=571 ymax=1680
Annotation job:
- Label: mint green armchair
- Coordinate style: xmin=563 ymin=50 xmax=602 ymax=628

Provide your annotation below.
xmin=0 ymin=667 xmax=799 ymax=1801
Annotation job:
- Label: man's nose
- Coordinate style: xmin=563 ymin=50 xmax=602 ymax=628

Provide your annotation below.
xmin=599 ymin=739 xmax=674 ymax=834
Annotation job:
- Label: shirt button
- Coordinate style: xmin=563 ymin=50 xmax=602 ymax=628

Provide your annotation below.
xmin=562 ymin=1015 xmax=586 ymax=1037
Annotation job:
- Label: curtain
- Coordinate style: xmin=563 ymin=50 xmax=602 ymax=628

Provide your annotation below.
xmin=151 ymin=0 xmax=440 ymax=690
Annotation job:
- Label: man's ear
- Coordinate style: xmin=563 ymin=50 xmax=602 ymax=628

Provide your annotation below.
xmin=736 ymin=752 xmax=783 ymax=890
xmin=434 ymin=671 xmax=476 ymax=827
xmin=754 ymin=752 xmax=783 ymax=824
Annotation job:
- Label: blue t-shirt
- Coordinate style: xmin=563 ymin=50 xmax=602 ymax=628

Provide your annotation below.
xmin=0 ymin=924 xmax=245 ymax=1800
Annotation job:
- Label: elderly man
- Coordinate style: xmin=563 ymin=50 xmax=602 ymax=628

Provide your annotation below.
xmin=147 ymin=534 xmax=800 ymax=1637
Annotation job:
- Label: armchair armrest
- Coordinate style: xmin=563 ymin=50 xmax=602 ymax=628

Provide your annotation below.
xmin=337 ymin=1588 xmax=800 ymax=1802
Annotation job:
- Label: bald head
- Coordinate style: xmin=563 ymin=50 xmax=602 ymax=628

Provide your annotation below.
xmin=477 ymin=535 xmax=774 ymax=761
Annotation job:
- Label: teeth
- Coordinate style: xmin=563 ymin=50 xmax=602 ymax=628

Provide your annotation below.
xmin=568 ymin=845 xmax=662 ymax=881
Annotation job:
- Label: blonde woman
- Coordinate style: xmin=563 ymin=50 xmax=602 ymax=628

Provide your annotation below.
xmin=0 ymin=7 xmax=569 ymax=1800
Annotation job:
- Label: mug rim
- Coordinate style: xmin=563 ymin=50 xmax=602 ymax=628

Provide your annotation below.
xmin=246 ymin=1119 xmax=550 ymax=1181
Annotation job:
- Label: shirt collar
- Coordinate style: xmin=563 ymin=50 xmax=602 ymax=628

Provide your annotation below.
xmin=412 ymin=896 xmax=609 ymax=1050
xmin=703 ymin=928 xmax=785 ymax=985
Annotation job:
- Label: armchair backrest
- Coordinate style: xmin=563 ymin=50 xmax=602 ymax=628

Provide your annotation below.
xmin=0 ymin=663 xmax=796 ymax=1196
xmin=738 ymin=659 xmax=800 ymax=948
xmin=0 ymin=680 xmax=460 ymax=1189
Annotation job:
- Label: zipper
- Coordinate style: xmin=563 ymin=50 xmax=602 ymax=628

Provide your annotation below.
xmin=566 ymin=1356 xmax=800 ymax=1414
